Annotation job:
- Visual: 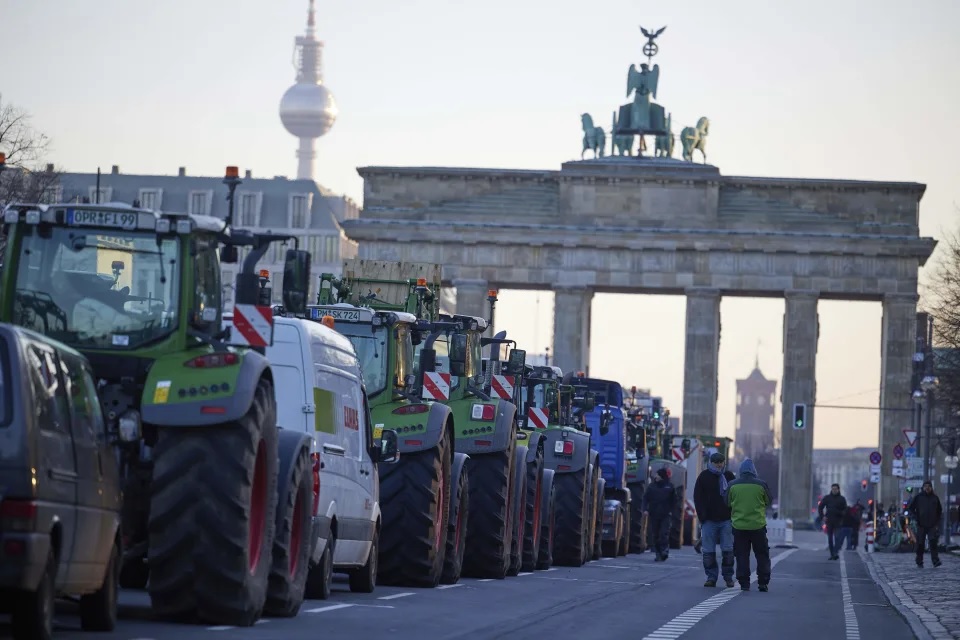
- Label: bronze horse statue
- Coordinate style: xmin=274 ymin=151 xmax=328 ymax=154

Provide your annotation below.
xmin=581 ymin=113 xmax=606 ymax=159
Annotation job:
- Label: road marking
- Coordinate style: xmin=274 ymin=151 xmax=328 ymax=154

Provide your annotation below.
xmin=437 ymin=584 xmax=464 ymax=589
xmin=535 ymin=576 xmax=647 ymax=586
xmin=596 ymin=564 xmax=634 ymax=569
xmin=839 ymin=552 xmax=861 ymax=640
xmin=641 ymin=548 xmax=797 ymax=640
xmin=206 ymin=626 xmax=234 ymax=631
xmin=254 ymin=620 xmax=269 ymax=625
xmin=351 ymin=604 xmax=397 ymax=608
xmin=306 ymin=603 xmax=355 ymax=614
xmin=477 ymin=578 xmax=494 ymax=582
xmin=378 ymin=592 xmax=415 ymax=600
xmin=517 ymin=572 xmax=533 ymax=576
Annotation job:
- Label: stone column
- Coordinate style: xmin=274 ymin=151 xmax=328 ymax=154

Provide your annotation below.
xmin=878 ymin=294 xmax=918 ymax=507
xmin=778 ymin=290 xmax=819 ymax=523
xmin=552 ymin=286 xmax=593 ymax=375
xmin=682 ymin=287 xmax=721 ymax=436
xmin=452 ymin=278 xmax=489 ymax=320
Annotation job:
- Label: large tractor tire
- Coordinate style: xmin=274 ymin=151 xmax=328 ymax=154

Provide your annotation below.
xmin=552 ymin=469 xmax=588 ymax=566
xmin=601 ymin=505 xmax=622 ymax=558
xmin=618 ymin=493 xmax=631 ymax=556
xmin=592 ymin=478 xmax=605 ymax=560
xmin=148 ymin=377 xmax=279 ymax=626
xmin=507 ymin=445 xmax=529 ymax=577
xmin=378 ymin=433 xmax=452 ymax=587
xmin=520 ymin=452 xmax=544 ymax=572
xmin=462 ymin=446 xmax=515 ymax=579
xmin=264 ymin=436 xmax=313 ymax=617
xmin=535 ymin=469 xmax=556 ymax=570
xmin=441 ymin=453 xmax=470 ymax=585
xmin=628 ymin=484 xmax=647 ymax=553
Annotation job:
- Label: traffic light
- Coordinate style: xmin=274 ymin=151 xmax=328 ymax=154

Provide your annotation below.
xmin=906 ymin=485 xmax=913 ymax=494
xmin=792 ymin=403 xmax=806 ymax=429
xmin=861 ymin=479 xmax=868 ymax=492
xmin=652 ymin=397 xmax=662 ymax=420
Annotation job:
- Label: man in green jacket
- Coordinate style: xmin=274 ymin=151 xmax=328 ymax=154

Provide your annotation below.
xmin=725 ymin=458 xmax=773 ymax=592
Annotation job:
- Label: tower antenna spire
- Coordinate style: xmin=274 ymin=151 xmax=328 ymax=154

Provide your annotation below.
xmin=755 ymin=338 xmax=761 ymax=370
xmin=306 ymin=0 xmax=316 ymax=35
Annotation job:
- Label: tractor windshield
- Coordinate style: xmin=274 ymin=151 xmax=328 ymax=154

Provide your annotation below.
xmin=11 ymin=225 xmax=180 ymax=350
xmin=335 ymin=323 xmax=389 ymax=397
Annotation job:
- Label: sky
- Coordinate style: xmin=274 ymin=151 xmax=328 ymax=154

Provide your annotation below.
xmin=2 ymin=0 xmax=959 ymax=450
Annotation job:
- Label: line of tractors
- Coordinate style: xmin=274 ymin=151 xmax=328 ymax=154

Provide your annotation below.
xmin=0 ymin=165 xmax=732 ymax=634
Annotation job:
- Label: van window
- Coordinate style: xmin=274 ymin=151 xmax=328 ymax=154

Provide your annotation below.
xmin=28 ymin=346 xmax=71 ymax=434
xmin=340 ymin=391 xmax=360 ymax=459
xmin=0 ymin=337 xmax=11 ymax=427
xmin=61 ymin=352 xmax=99 ymax=440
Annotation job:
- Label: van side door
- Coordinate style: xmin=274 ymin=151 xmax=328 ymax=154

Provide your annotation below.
xmin=27 ymin=343 xmax=79 ymax=587
xmin=357 ymin=390 xmax=378 ymax=517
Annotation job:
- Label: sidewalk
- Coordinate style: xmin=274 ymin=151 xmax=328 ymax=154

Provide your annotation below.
xmin=862 ymin=548 xmax=960 ymax=640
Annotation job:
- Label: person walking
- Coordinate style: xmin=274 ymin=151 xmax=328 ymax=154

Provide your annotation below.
xmin=846 ymin=501 xmax=863 ymax=550
xmin=694 ymin=453 xmax=736 ymax=588
xmin=726 ymin=458 xmax=773 ymax=592
xmin=642 ymin=467 xmax=677 ymax=562
xmin=817 ymin=484 xmax=848 ymax=560
xmin=907 ymin=481 xmax=943 ymax=568
xmin=694 ymin=469 xmax=736 ymax=555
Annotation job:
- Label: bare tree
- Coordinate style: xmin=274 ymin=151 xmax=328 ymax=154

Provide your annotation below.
xmin=0 ymin=94 xmax=61 ymax=207
xmin=926 ymin=223 xmax=960 ymax=411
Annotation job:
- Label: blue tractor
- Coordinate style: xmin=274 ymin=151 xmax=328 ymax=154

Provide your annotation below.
xmin=578 ymin=376 xmax=631 ymax=557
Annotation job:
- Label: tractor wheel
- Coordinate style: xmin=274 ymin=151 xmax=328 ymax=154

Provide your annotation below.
xmin=535 ymin=474 xmax=556 ymax=570
xmin=618 ymin=498 xmax=631 ymax=556
xmin=552 ymin=469 xmax=588 ymax=566
xmin=440 ymin=460 xmax=469 ymax=585
xmin=520 ymin=455 xmax=544 ymax=572
xmin=148 ymin=376 xmax=279 ymax=626
xmin=378 ymin=433 xmax=451 ymax=587
xmin=507 ymin=446 xmax=528 ymax=576
xmin=462 ymin=447 xmax=515 ymax=579
xmin=601 ymin=508 xmax=621 ymax=558
xmin=628 ymin=484 xmax=647 ymax=553
xmin=592 ymin=478 xmax=605 ymax=560
xmin=264 ymin=445 xmax=313 ymax=617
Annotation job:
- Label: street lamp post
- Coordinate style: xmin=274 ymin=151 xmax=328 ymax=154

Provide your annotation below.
xmin=921 ymin=375 xmax=940 ymax=483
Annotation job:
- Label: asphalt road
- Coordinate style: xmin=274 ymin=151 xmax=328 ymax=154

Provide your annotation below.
xmin=1 ymin=531 xmax=918 ymax=640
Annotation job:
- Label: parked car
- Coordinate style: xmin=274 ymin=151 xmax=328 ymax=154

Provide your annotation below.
xmin=227 ymin=312 xmax=398 ymax=601
xmin=0 ymin=324 xmax=122 ymax=640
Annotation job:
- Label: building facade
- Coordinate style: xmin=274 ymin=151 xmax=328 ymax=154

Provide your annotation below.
xmin=735 ymin=362 xmax=778 ymax=460
xmin=43 ymin=165 xmax=359 ymax=307
xmin=812 ymin=448 xmax=876 ymax=504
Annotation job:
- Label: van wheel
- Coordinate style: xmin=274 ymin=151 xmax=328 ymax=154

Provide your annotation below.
xmin=305 ymin=536 xmax=333 ymax=600
xmin=349 ymin=529 xmax=378 ymax=593
xmin=148 ymin=376 xmax=279 ymax=626
xmin=80 ymin=542 xmax=120 ymax=631
xmin=12 ymin=547 xmax=56 ymax=640
xmin=264 ymin=445 xmax=313 ymax=616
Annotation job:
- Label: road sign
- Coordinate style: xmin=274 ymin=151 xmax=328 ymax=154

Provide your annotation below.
xmin=903 ymin=430 xmax=918 ymax=447
xmin=893 ymin=467 xmax=905 ymax=477
xmin=905 ymin=447 xmax=917 ymax=457
xmin=892 ymin=459 xmax=904 ymax=468
xmin=870 ymin=463 xmax=881 ymax=475
xmin=869 ymin=451 xmax=882 ymax=465
xmin=893 ymin=444 xmax=904 ymax=460
xmin=870 ymin=473 xmax=880 ymax=484
xmin=946 ymin=456 xmax=959 ymax=470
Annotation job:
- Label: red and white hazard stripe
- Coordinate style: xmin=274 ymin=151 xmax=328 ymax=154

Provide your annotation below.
xmin=422 ymin=372 xmax=451 ymax=401
xmin=231 ymin=304 xmax=274 ymax=347
xmin=491 ymin=375 xmax=514 ymax=400
xmin=672 ymin=447 xmax=685 ymax=462
xmin=527 ymin=407 xmax=549 ymax=430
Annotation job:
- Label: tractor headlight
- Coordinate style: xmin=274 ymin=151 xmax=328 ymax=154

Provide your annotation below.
xmin=118 ymin=410 xmax=142 ymax=443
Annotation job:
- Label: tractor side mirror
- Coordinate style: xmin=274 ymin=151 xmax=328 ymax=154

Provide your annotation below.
xmin=282 ymin=249 xmax=311 ymax=315
xmin=220 ymin=245 xmax=238 ymax=264
xmin=507 ymin=348 xmax=526 ymax=375
xmin=449 ymin=334 xmax=467 ymax=377
xmin=600 ymin=409 xmax=613 ymax=436
xmin=111 ymin=260 xmax=125 ymax=273
xmin=375 ymin=429 xmax=400 ymax=464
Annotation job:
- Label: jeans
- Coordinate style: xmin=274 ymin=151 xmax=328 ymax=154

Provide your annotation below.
xmin=825 ymin=521 xmax=841 ymax=557
xmin=701 ymin=520 xmax=734 ymax=582
xmin=734 ymin=526 xmax=771 ymax=587
xmin=915 ymin=525 xmax=940 ymax=565
xmin=835 ymin=527 xmax=852 ymax=551
xmin=650 ymin=516 xmax=671 ymax=558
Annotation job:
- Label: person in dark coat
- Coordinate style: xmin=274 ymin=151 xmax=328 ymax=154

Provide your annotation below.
xmin=818 ymin=484 xmax=847 ymax=560
xmin=642 ymin=467 xmax=677 ymax=562
xmin=907 ymin=481 xmax=943 ymax=568
xmin=693 ymin=453 xmax=736 ymax=588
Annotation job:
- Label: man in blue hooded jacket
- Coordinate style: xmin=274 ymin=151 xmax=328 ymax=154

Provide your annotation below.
xmin=726 ymin=458 xmax=773 ymax=592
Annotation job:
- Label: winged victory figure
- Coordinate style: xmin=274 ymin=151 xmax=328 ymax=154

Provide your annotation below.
xmin=626 ymin=62 xmax=660 ymax=133
xmin=640 ymin=25 xmax=667 ymax=40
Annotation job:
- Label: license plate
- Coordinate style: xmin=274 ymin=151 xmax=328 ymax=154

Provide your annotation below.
xmin=313 ymin=308 xmax=361 ymax=322
xmin=67 ymin=208 xmax=138 ymax=230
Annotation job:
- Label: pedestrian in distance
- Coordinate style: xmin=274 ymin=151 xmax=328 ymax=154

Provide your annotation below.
xmin=907 ymin=481 xmax=943 ymax=568
xmin=693 ymin=468 xmax=735 ymax=556
xmin=642 ymin=467 xmax=677 ymax=562
xmin=693 ymin=453 xmax=736 ymax=588
xmin=837 ymin=502 xmax=858 ymax=552
xmin=726 ymin=458 xmax=773 ymax=592
xmin=818 ymin=484 xmax=848 ymax=560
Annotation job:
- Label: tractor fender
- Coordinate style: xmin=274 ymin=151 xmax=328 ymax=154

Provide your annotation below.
xmin=451 ymin=451 xmax=470 ymax=484
xmin=540 ymin=468 xmax=556 ymax=518
xmin=456 ymin=398 xmax=517 ymax=455
xmin=541 ymin=428 xmax=592 ymax=475
xmin=523 ymin=430 xmax=544 ymax=465
xmin=384 ymin=401 xmax=452 ymax=462
xmin=141 ymin=348 xmax=271 ymax=427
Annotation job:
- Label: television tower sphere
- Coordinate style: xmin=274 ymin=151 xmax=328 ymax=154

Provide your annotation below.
xmin=279 ymin=82 xmax=338 ymax=139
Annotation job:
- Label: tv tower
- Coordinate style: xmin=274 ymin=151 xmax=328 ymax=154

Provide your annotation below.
xmin=279 ymin=0 xmax=338 ymax=180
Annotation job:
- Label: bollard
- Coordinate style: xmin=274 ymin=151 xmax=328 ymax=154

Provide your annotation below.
xmin=785 ymin=518 xmax=794 ymax=544
xmin=866 ymin=522 xmax=875 ymax=553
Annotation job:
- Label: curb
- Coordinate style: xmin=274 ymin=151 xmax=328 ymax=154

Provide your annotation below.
xmin=858 ymin=549 xmax=939 ymax=640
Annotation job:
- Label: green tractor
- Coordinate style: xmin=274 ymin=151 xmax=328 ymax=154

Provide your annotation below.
xmin=0 ymin=166 xmax=322 ymax=625
xmin=519 ymin=366 xmax=604 ymax=567
xmin=313 ymin=260 xmax=459 ymax=587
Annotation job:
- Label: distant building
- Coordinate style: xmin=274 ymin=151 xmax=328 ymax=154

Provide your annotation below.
xmin=44 ymin=165 xmax=359 ymax=307
xmin=813 ymin=448 xmax=876 ymax=503
xmin=735 ymin=359 xmax=777 ymax=460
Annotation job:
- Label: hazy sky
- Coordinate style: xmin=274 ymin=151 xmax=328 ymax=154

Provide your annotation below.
xmin=3 ymin=0 xmax=958 ymax=450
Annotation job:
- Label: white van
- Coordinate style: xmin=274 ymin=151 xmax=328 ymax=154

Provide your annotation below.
xmin=263 ymin=315 xmax=398 ymax=598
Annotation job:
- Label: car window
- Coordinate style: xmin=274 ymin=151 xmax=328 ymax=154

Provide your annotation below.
xmin=27 ymin=345 xmax=71 ymax=434
xmin=60 ymin=351 xmax=98 ymax=440
xmin=0 ymin=337 xmax=10 ymax=427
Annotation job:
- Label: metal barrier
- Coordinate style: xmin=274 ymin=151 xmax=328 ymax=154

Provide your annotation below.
xmin=766 ymin=518 xmax=795 ymax=547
